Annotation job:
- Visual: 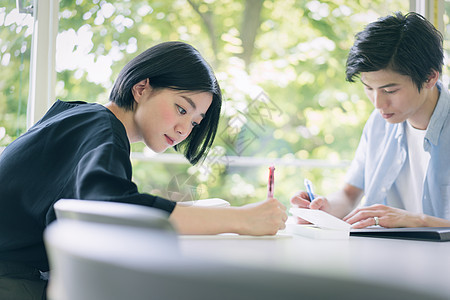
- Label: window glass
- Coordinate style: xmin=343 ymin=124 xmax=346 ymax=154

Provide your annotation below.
xmin=0 ymin=3 xmax=33 ymax=146
xmin=2 ymin=1 xmax=423 ymax=207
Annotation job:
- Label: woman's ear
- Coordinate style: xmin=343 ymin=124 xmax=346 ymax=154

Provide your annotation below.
xmin=131 ymin=78 xmax=151 ymax=103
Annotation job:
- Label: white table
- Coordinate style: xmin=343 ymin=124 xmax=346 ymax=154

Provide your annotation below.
xmin=179 ymin=232 xmax=450 ymax=299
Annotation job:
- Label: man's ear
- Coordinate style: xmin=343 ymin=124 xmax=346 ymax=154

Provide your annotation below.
xmin=131 ymin=78 xmax=150 ymax=103
xmin=425 ymin=69 xmax=440 ymax=89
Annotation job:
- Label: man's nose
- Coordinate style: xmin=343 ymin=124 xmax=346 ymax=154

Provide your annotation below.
xmin=373 ymin=91 xmax=388 ymax=109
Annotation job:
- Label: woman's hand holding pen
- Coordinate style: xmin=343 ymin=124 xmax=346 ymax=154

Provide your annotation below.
xmin=237 ymin=164 xmax=287 ymax=236
xmin=172 ymin=165 xmax=287 ymax=236
xmin=239 ymin=198 xmax=287 ymax=236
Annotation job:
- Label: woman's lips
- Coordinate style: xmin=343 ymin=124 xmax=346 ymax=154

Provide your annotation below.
xmin=165 ymin=134 xmax=175 ymax=145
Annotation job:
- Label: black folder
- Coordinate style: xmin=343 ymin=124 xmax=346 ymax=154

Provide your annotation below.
xmin=350 ymin=227 xmax=450 ymax=242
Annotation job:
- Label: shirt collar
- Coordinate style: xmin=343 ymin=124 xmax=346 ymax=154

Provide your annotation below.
xmin=425 ymin=81 xmax=450 ymax=146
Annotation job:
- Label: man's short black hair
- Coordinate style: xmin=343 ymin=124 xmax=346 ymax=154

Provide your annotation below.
xmin=346 ymin=12 xmax=443 ymax=92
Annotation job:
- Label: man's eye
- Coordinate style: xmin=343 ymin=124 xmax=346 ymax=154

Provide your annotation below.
xmin=177 ymin=105 xmax=186 ymax=115
xmin=384 ymin=90 xmax=397 ymax=94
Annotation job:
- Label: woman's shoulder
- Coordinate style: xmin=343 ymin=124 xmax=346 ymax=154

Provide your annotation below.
xmin=33 ymin=100 xmax=129 ymax=147
xmin=36 ymin=100 xmax=107 ymax=123
xmin=38 ymin=100 xmax=122 ymax=127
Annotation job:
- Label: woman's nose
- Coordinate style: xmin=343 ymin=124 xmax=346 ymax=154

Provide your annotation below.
xmin=175 ymin=121 xmax=190 ymax=137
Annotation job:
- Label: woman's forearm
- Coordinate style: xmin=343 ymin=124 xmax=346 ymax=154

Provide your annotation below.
xmin=169 ymin=205 xmax=243 ymax=235
xmin=169 ymin=198 xmax=287 ymax=235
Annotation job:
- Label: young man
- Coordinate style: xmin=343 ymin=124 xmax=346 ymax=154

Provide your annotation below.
xmin=291 ymin=12 xmax=450 ymax=228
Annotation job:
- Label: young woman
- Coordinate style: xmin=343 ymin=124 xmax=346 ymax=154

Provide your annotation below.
xmin=291 ymin=12 xmax=450 ymax=229
xmin=0 ymin=41 xmax=287 ymax=299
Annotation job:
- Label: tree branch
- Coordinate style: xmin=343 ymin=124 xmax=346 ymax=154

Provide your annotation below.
xmin=240 ymin=0 xmax=263 ymax=68
xmin=187 ymin=0 xmax=218 ymax=66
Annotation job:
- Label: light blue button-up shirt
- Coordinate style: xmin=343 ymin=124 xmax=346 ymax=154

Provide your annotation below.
xmin=346 ymin=81 xmax=450 ymax=219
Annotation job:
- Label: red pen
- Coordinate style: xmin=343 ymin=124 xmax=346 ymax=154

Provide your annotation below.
xmin=267 ymin=165 xmax=275 ymax=198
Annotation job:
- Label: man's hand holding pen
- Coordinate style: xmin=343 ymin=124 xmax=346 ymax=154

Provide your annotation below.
xmin=290 ymin=179 xmax=332 ymax=224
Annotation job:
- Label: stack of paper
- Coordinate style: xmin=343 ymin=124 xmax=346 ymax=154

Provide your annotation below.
xmin=287 ymin=208 xmax=351 ymax=239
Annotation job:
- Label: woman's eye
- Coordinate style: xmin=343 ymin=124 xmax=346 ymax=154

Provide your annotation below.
xmin=192 ymin=121 xmax=199 ymax=127
xmin=177 ymin=105 xmax=186 ymax=115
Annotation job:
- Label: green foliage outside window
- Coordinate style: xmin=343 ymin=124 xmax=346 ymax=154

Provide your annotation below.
xmin=0 ymin=0 xmax=417 ymax=207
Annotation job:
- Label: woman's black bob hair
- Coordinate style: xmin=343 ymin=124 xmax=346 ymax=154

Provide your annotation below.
xmin=109 ymin=41 xmax=222 ymax=165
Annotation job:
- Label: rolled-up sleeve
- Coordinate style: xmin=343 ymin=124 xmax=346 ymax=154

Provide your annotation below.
xmin=74 ymin=142 xmax=176 ymax=213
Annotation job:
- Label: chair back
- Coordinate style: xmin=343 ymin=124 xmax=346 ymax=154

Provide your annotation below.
xmin=44 ymin=220 xmax=178 ymax=300
xmin=53 ymin=199 xmax=175 ymax=231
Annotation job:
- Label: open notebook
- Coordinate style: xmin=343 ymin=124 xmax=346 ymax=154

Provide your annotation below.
xmin=350 ymin=227 xmax=450 ymax=242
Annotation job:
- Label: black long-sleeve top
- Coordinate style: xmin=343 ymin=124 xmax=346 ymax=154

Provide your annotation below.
xmin=0 ymin=100 xmax=176 ymax=271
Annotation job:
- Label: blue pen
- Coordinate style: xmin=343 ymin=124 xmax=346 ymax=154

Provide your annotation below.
xmin=304 ymin=178 xmax=315 ymax=202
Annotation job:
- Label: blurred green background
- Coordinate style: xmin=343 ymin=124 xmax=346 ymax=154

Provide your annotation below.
xmin=3 ymin=0 xmax=447 ymax=208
